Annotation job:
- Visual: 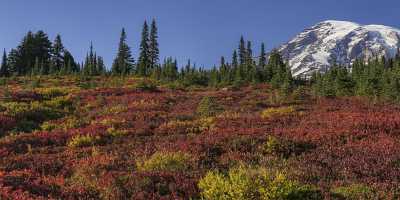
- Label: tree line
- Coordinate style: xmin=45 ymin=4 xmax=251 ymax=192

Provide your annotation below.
xmin=0 ymin=20 xmax=292 ymax=91
xmin=312 ymin=52 xmax=400 ymax=102
xmin=2 ymin=20 xmax=400 ymax=103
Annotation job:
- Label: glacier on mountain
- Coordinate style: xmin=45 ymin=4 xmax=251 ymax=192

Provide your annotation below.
xmin=278 ymin=20 xmax=400 ymax=77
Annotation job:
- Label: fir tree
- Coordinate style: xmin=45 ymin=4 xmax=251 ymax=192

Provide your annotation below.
xmin=149 ymin=19 xmax=160 ymax=70
xmin=50 ymin=34 xmax=65 ymax=74
xmin=97 ymin=56 xmax=106 ymax=75
xmin=112 ymin=28 xmax=134 ymax=75
xmin=259 ymin=43 xmax=267 ymax=81
xmin=0 ymin=50 xmax=9 ymax=77
xmin=64 ymin=50 xmax=78 ymax=73
xmin=232 ymin=50 xmax=238 ymax=69
xmin=239 ymin=36 xmax=246 ymax=66
xmin=259 ymin=43 xmax=266 ymax=67
xmin=138 ymin=21 xmax=151 ymax=76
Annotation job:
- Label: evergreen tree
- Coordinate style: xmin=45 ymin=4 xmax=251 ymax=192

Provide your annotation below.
xmin=33 ymin=31 xmax=52 ymax=74
xmin=50 ymin=34 xmax=65 ymax=74
xmin=64 ymin=50 xmax=79 ymax=73
xmin=97 ymin=56 xmax=106 ymax=75
xmin=239 ymin=36 xmax=246 ymax=65
xmin=219 ymin=56 xmax=231 ymax=85
xmin=82 ymin=43 xmax=103 ymax=76
xmin=32 ymin=57 xmax=41 ymax=75
xmin=112 ymin=28 xmax=134 ymax=75
xmin=232 ymin=50 xmax=238 ymax=69
xmin=259 ymin=43 xmax=267 ymax=81
xmin=246 ymin=41 xmax=253 ymax=65
xmin=0 ymin=50 xmax=9 ymax=77
xmin=138 ymin=21 xmax=151 ymax=76
xmin=149 ymin=19 xmax=160 ymax=69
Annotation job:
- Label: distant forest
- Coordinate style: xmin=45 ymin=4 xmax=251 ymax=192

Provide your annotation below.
xmin=1 ymin=20 xmax=400 ymax=103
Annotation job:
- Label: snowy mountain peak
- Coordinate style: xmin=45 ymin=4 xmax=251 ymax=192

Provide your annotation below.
xmin=279 ymin=20 xmax=400 ymax=77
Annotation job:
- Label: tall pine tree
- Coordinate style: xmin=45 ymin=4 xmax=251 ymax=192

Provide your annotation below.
xmin=149 ymin=19 xmax=160 ymax=70
xmin=0 ymin=50 xmax=8 ymax=77
xmin=137 ymin=21 xmax=151 ymax=76
xmin=50 ymin=34 xmax=65 ymax=74
xmin=112 ymin=28 xmax=134 ymax=75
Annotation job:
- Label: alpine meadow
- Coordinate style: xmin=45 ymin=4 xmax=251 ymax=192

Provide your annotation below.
xmin=1 ymin=1 xmax=400 ymax=200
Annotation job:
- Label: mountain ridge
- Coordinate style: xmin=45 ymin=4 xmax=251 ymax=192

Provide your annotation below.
xmin=278 ymin=20 xmax=400 ymax=77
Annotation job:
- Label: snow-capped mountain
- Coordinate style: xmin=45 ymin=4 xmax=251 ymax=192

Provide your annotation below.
xmin=279 ymin=20 xmax=400 ymax=77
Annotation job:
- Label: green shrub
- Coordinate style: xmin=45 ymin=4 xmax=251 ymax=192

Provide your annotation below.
xmin=196 ymin=96 xmax=223 ymax=118
xmin=331 ymin=184 xmax=376 ymax=200
xmin=78 ymin=81 xmax=98 ymax=89
xmin=68 ymin=135 xmax=101 ymax=148
xmin=136 ymin=151 xmax=191 ymax=172
xmin=0 ymin=78 xmax=7 ymax=86
xmin=198 ymin=166 xmax=321 ymax=200
xmin=36 ymin=87 xmax=67 ymax=99
xmin=13 ymin=120 xmax=38 ymax=133
xmin=135 ymin=79 xmax=158 ymax=91
xmin=262 ymin=136 xmax=315 ymax=159
xmin=292 ymin=86 xmax=309 ymax=103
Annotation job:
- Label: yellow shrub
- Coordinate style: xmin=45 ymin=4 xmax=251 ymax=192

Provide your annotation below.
xmin=36 ymin=87 xmax=67 ymax=99
xmin=158 ymin=117 xmax=215 ymax=135
xmin=261 ymin=106 xmax=295 ymax=119
xmin=1 ymin=102 xmax=30 ymax=117
xmin=98 ymin=118 xmax=126 ymax=128
xmin=197 ymin=117 xmax=216 ymax=132
xmin=40 ymin=121 xmax=59 ymax=131
xmin=102 ymin=105 xmax=128 ymax=115
xmin=106 ymin=127 xmax=129 ymax=138
xmin=43 ymin=95 xmax=73 ymax=110
xmin=68 ymin=135 xmax=101 ymax=148
xmin=331 ymin=184 xmax=376 ymax=200
xmin=136 ymin=151 xmax=191 ymax=172
xmin=198 ymin=166 xmax=321 ymax=200
xmin=63 ymin=117 xmax=85 ymax=130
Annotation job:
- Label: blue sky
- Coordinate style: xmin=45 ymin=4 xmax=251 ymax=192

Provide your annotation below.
xmin=0 ymin=0 xmax=399 ymax=68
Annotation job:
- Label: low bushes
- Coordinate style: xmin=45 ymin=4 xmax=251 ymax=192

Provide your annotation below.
xmin=263 ymin=136 xmax=315 ymax=159
xmin=331 ymin=184 xmax=377 ymax=200
xmin=68 ymin=135 xmax=102 ymax=148
xmin=156 ymin=117 xmax=215 ymax=135
xmin=198 ymin=165 xmax=321 ymax=200
xmin=36 ymin=87 xmax=67 ymax=100
xmin=0 ymin=115 xmax=17 ymax=136
xmin=196 ymin=96 xmax=223 ymax=118
xmin=135 ymin=79 xmax=158 ymax=91
xmin=106 ymin=127 xmax=129 ymax=138
xmin=261 ymin=106 xmax=295 ymax=119
xmin=136 ymin=151 xmax=191 ymax=172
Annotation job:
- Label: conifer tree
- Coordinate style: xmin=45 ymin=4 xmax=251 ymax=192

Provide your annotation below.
xmin=149 ymin=19 xmax=160 ymax=70
xmin=0 ymin=50 xmax=9 ymax=77
xmin=112 ymin=28 xmax=134 ymax=75
xmin=246 ymin=41 xmax=253 ymax=64
xmin=97 ymin=56 xmax=106 ymax=75
xmin=64 ymin=50 xmax=78 ymax=73
xmin=232 ymin=50 xmax=238 ymax=69
xmin=32 ymin=57 xmax=41 ymax=75
xmin=259 ymin=43 xmax=266 ymax=67
xmin=239 ymin=36 xmax=246 ymax=66
xmin=138 ymin=21 xmax=151 ymax=76
xmin=259 ymin=43 xmax=267 ymax=81
xmin=50 ymin=34 xmax=65 ymax=74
